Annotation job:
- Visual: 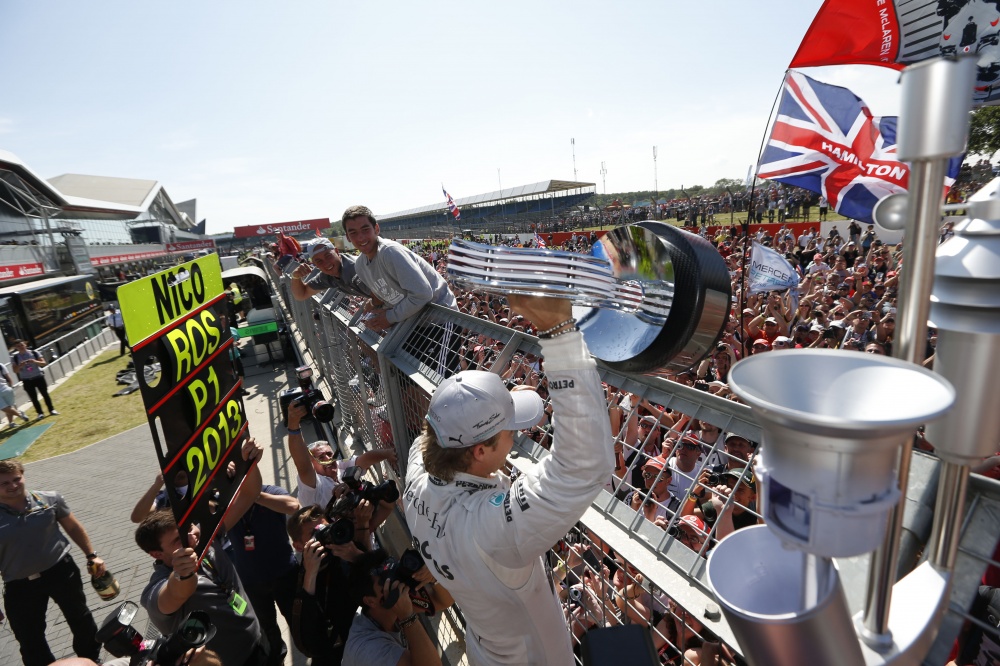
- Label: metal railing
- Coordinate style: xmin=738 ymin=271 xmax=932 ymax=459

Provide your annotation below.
xmin=271 ymin=262 xmax=1000 ymax=665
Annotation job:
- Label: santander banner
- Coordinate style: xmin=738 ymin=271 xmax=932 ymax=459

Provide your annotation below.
xmin=0 ymin=262 xmax=46 ymax=281
xmin=233 ymin=218 xmax=329 ymax=239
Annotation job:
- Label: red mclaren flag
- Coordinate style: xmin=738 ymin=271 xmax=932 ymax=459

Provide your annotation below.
xmin=791 ymin=0 xmax=1000 ymax=105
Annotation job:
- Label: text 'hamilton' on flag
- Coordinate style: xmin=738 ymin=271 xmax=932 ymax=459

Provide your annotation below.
xmin=442 ymin=187 xmax=461 ymax=221
xmin=790 ymin=0 xmax=1000 ymax=106
xmin=756 ymin=71 xmax=961 ymax=226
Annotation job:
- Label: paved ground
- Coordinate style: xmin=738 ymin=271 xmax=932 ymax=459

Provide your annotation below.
xmin=0 ymin=339 xmax=311 ymax=665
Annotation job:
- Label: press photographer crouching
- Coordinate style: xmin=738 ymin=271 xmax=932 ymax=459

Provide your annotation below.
xmin=286 ymin=472 xmax=399 ymax=665
xmin=342 ymin=548 xmax=455 ymax=666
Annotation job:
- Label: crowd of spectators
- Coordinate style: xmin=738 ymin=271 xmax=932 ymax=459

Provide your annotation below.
xmin=214 ymin=196 xmax=967 ymax=664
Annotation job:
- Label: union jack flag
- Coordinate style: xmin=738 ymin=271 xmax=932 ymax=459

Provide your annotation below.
xmin=534 ymin=232 xmax=546 ymax=248
xmin=757 ymin=71 xmax=960 ymax=225
xmin=442 ymin=186 xmax=461 ymax=221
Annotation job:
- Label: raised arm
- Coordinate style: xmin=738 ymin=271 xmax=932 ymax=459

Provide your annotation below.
xmin=290 ymin=265 xmax=323 ymax=301
xmin=130 ymin=473 xmax=166 ymax=523
xmin=285 ymin=403 xmax=318 ymax=489
xmin=479 ymin=296 xmax=615 ymax=567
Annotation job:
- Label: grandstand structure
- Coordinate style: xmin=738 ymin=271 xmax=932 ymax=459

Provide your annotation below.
xmin=376 ymin=179 xmax=597 ymax=237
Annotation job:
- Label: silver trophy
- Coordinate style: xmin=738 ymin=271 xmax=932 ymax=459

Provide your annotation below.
xmin=447 ymin=222 xmax=731 ymax=373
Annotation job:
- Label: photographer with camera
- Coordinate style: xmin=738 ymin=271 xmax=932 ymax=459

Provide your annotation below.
xmin=403 ymin=294 xmax=614 ymax=665
xmin=135 ymin=437 xmax=269 ymax=666
xmin=285 ymin=401 xmax=397 ymax=510
xmin=285 ymin=496 xmax=379 ymax=665
xmin=342 ymin=548 xmax=455 ymax=666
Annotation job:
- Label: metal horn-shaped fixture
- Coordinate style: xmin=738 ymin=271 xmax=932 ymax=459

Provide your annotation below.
xmin=447 ymin=222 xmax=731 ymax=373
xmin=872 ymin=193 xmax=969 ymax=231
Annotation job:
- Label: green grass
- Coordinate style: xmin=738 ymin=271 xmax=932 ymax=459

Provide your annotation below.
xmin=6 ymin=349 xmax=148 ymax=463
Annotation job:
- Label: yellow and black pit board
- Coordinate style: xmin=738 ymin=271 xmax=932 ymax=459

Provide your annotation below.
xmin=118 ymin=256 xmax=251 ymax=559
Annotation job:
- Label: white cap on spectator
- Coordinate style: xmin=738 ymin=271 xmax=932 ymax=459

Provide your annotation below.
xmin=810 ymin=324 xmax=825 ymax=333
xmin=773 ymin=335 xmax=793 ymax=344
xmin=306 ymin=238 xmax=335 ymax=260
xmin=426 ymin=371 xmax=543 ymax=448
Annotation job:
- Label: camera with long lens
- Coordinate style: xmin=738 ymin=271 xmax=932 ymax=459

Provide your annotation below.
xmin=97 ymin=601 xmax=216 ymax=666
xmin=279 ymin=366 xmax=334 ymax=425
xmin=373 ymin=548 xmax=426 ymax=608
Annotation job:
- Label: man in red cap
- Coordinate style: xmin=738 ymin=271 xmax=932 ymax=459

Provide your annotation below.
xmin=628 ymin=456 xmax=680 ymax=530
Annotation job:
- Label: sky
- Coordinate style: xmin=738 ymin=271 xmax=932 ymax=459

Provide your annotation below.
xmin=0 ymin=1 xmax=903 ymax=235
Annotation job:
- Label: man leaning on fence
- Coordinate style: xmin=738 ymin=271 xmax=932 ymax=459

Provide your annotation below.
xmin=403 ymin=294 xmax=614 ymax=665
xmin=289 ymin=237 xmax=371 ymax=301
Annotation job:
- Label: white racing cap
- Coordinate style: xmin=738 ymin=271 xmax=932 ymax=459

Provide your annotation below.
xmin=426 ymin=371 xmax=544 ymax=448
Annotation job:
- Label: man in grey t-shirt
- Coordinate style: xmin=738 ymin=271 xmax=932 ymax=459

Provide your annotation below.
xmin=135 ymin=438 xmax=269 ymax=666
xmin=0 ymin=459 xmax=105 ymax=666
xmin=290 ymin=238 xmax=371 ymax=301
xmin=342 ymin=205 xmax=457 ymax=333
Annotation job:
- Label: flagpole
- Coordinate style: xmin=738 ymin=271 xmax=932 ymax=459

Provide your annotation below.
xmin=740 ymin=73 xmax=788 ymax=359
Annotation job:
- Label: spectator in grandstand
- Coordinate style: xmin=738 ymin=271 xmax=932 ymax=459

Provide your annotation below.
xmin=403 ymin=293 xmax=613 ymax=665
xmin=628 ymin=455 xmax=681 ymax=529
xmin=343 ymin=204 xmax=457 ymax=332
xmin=683 ymin=468 xmax=760 ymax=541
xmin=289 ymin=238 xmax=371 ymax=301
xmin=675 ymin=514 xmax=709 ymax=555
xmin=342 ymin=548 xmax=455 ymax=666
xmin=665 ymin=435 xmax=705 ymax=499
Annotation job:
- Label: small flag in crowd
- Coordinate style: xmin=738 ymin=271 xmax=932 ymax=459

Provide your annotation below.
xmin=747 ymin=242 xmax=799 ymax=296
xmin=534 ymin=232 xmax=546 ymax=248
xmin=790 ymin=0 xmax=1000 ymax=106
xmin=443 ymin=186 xmax=461 ymax=221
xmin=757 ymin=71 xmax=961 ymax=226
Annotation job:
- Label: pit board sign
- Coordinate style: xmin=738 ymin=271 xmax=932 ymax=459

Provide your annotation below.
xmin=118 ymin=256 xmax=251 ymax=559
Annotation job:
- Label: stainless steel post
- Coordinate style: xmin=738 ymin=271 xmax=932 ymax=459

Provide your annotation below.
xmin=929 ymin=462 xmax=970 ymax=569
xmin=861 ymin=55 xmax=977 ymax=646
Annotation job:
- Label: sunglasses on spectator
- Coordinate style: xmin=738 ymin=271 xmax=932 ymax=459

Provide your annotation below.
xmin=642 ymin=470 xmax=669 ymax=479
xmin=680 ymin=442 xmax=702 ymax=451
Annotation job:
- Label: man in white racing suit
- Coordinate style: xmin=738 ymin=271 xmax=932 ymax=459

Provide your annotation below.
xmin=403 ymin=295 xmax=614 ymax=665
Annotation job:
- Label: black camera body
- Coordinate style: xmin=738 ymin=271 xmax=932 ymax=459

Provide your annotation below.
xmin=279 ymin=365 xmax=334 ymax=425
xmin=374 ymin=548 xmax=426 ymax=608
xmin=341 ymin=466 xmax=401 ymax=505
xmin=313 ymin=516 xmax=355 ymax=547
xmin=98 ymin=601 xmax=216 ymax=666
